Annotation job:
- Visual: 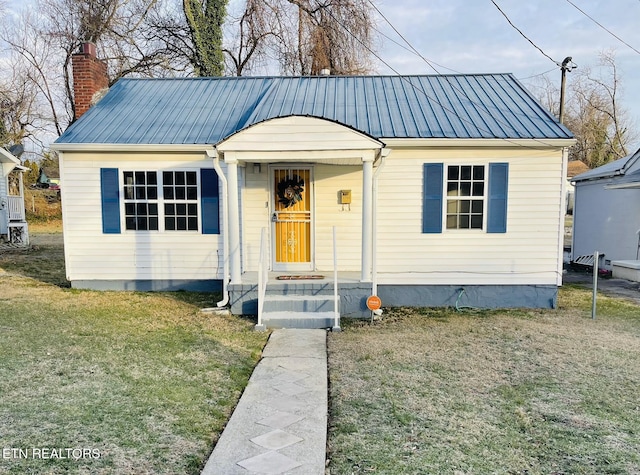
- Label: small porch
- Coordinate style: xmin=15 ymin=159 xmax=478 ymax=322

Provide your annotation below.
xmin=1 ymin=149 xmax=29 ymax=246
xmin=213 ymin=116 xmax=388 ymax=328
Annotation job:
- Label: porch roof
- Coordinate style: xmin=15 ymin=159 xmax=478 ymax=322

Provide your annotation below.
xmin=55 ymin=74 xmax=572 ymax=147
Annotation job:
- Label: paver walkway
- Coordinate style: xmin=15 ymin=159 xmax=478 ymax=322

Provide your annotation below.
xmin=201 ymin=329 xmax=327 ymax=475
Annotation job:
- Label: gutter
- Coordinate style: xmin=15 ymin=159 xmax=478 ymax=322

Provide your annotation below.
xmin=207 ymin=148 xmax=230 ymax=307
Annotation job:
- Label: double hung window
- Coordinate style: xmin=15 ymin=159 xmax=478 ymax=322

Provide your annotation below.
xmin=163 ymin=171 xmax=199 ymax=231
xmin=124 ymin=171 xmax=158 ymax=231
xmin=122 ymin=170 xmax=199 ymax=232
xmin=422 ymin=162 xmax=508 ymax=234
xmin=446 ymin=165 xmax=485 ymax=230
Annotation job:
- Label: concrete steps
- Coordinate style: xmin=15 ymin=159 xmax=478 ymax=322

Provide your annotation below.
xmin=261 ymin=294 xmax=340 ymax=329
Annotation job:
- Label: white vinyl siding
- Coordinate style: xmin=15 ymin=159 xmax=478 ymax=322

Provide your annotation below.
xmin=376 ymin=148 xmax=564 ymax=285
xmin=59 ymin=139 xmax=565 ymax=288
xmin=218 ymin=116 xmax=381 ymax=153
xmin=60 ymin=152 xmax=223 ymax=282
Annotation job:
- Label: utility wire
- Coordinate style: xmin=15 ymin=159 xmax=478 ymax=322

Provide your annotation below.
xmin=517 ymin=67 xmax=559 ymax=80
xmin=371 ymin=25 xmax=462 ymax=73
xmin=563 ymin=0 xmax=640 ymax=55
xmin=361 ymin=0 xmax=566 ymax=149
xmin=370 ymin=0 xmax=557 ymax=82
xmin=490 ymin=0 xmax=559 ymax=65
xmin=366 ymin=0 xmax=442 ymax=75
xmin=319 ymin=4 xmax=567 ymax=150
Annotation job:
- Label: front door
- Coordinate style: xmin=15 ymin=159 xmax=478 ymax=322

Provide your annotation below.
xmin=271 ymin=167 xmax=313 ymax=271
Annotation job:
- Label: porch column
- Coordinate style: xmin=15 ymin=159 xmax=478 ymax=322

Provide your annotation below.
xmin=226 ymin=157 xmax=242 ymax=284
xmin=361 ymin=156 xmax=374 ymax=282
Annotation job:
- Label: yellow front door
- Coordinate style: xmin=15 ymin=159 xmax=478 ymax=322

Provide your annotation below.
xmin=272 ymin=167 xmax=313 ymax=270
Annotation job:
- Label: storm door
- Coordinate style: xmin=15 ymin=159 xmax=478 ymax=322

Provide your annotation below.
xmin=271 ymin=167 xmax=313 ymax=271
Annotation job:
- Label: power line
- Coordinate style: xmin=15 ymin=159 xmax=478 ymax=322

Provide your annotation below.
xmin=361 ymin=1 xmax=567 ymax=148
xmin=563 ymin=0 xmax=640 ymax=55
xmin=370 ymin=0 xmax=559 ymax=84
xmin=366 ymin=0 xmax=441 ymax=75
xmin=517 ymin=68 xmax=559 ymax=80
xmin=318 ymin=5 xmax=567 ymax=150
xmin=490 ymin=0 xmax=559 ymax=65
xmin=371 ymin=25 xmax=462 ymax=74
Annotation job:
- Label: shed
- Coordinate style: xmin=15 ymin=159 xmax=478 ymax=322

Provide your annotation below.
xmin=571 ymin=149 xmax=640 ymax=271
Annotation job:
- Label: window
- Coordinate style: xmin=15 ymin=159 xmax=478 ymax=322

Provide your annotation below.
xmin=163 ymin=171 xmax=199 ymax=231
xmin=446 ymin=165 xmax=485 ymax=230
xmin=124 ymin=171 xmax=158 ymax=231
xmin=122 ymin=170 xmax=199 ymax=232
xmin=100 ymin=168 xmax=219 ymax=235
xmin=422 ymin=162 xmax=508 ymax=234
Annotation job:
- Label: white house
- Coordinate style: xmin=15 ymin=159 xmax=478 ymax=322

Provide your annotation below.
xmin=0 ymin=147 xmax=28 ymax=246
xmin=572 ymin=149 xmax=640 ymax=279
xmin=52 ymin=45 xmax=574 ymax=327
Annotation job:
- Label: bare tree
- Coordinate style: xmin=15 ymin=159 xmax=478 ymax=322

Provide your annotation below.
xmin=565 ymin=51 xmax=635 ymax=168
xmin=222 ymin=0 xmax=376 ymax=76
xmin=529 ymin=51 xmax=636 ymax=169
xmin=223 ymin=0 xmax=275 ymax=76
xmin=1 ymin=10 xmax=70 ymax=139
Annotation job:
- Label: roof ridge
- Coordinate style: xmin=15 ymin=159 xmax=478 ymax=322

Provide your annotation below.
xmin=117 ymin=73 xmax=517 ymax=81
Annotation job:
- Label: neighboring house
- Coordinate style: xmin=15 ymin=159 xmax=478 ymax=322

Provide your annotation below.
xmin=37 ymin=165 xmax=61 ymax=190
xmin=0 ymin=148 xmax=29 ymax=245
xmin=572 ymin=149 xmax=640 ymax=271
xmin=52 ymin=44 xmax=574 ymax=324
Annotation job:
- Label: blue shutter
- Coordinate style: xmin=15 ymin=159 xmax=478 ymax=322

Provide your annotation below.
xmin=422 ymin=163 xmax=443 ymax=234
xmin=201 ymin=169 xmax=220 ymax=234
xmin=487 ymin=163 xmax=509 ymax=233
xmin=100 ymin=168 xmax=121 ymax=234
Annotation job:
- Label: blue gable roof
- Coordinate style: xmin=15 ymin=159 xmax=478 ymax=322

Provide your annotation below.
xmin=55 ymin=74 xmax=572 ymax=145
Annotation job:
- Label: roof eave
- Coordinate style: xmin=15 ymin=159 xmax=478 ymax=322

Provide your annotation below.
xmin=382 ymin=138 xmax=576 ymax=148
xmin=50 ymin=143 xmax=216 ymax=153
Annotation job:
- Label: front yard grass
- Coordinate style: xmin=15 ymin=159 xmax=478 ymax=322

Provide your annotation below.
xmin=328 ymin=288 xmax=640 ymax=474
xmin=0 ymin=239 xmax=268 ymax=474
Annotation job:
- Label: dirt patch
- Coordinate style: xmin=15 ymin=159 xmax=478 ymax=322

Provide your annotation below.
xmin=29 ymin=232 xmax=64 ymax=247
xmin=0 ymin=231 xmax=67 ymax=286
xmin=564 ymin=269 xmax=640 ymax=306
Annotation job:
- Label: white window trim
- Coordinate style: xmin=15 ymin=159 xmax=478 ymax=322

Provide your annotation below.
xmin=444 ymin=164 xmax=488 ymax=232
xmin=121 ymin=169 xmax=201 ymax=233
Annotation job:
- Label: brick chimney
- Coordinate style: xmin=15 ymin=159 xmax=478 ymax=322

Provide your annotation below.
xmin=71 ymin=43 xmax=108 ymax=120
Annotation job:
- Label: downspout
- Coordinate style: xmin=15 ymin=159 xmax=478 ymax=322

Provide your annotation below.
xmin=372 ymin=147 xmax=391 ymax=297
xmin=207 ymin=148 xmax=230 ymax=307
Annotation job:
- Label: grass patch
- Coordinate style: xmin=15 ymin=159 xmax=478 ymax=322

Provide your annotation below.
xmin=328 ymin=288 xmax=640 ymax=474
xmin=0 ymin=232 xmax=68 ymax=287
xmin=0 ymin=231 xmax=269 ymax=474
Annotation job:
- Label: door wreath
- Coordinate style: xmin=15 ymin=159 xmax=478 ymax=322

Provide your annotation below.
xmin=276 ymin=174 xmax=305 ymax=208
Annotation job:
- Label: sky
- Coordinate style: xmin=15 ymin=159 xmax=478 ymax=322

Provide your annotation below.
xmin=3 ymin=0 xmax=640 ymax=151
xmin=371 ymin=0 xmax=640 ymax=148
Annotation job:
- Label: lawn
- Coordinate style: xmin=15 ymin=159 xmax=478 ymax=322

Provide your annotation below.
xmin=0 ymin=229 xmax=269 ymax=474
xmin=327 ymin=289 xmax=640 ymax=474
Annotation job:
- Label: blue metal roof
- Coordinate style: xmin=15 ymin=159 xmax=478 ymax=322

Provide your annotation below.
xmin=55 ymin=74 xmax=573 ymax=145
xmin=572 ymin=149 xmax=640 ymax=182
